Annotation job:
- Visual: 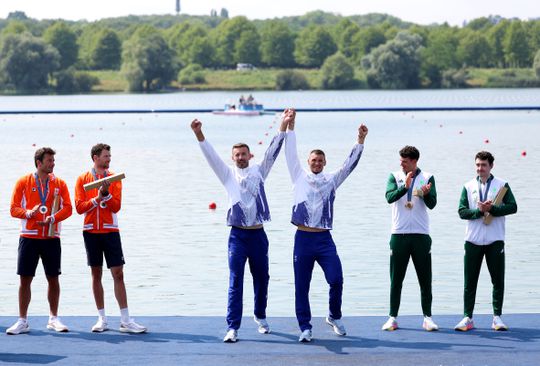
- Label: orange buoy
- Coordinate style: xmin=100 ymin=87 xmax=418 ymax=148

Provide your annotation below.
xmin=521 ymin=151 xmax=527 ymax=157
xmin=208 ymin=202 xmax=217 ymax=210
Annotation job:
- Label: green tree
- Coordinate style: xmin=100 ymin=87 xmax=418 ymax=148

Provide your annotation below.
xmin=167 ymin=22 xmax=212 ymax=67
xmin=91 ymin=28 xmax=122 ymax=70
xmin=275 ymin=70 xmax=310 ymax=90
xmin=320 ymin=53 xmax=355 ymax=89
xmin=1 ymin=21 xmax=28 ymax=36
xmin=526 ymin=21 xmax=540 ymax=63
xmin=503 ymin=21 xmax=530 ymax=67
xmin=457 ymin=30 xmax=493 ymax=67
xmin=534 ymin=50 xmax=540 ymax=79
xmin=351 ymin=26 xmax=386 ymax=64
xmin=332 ymin=19 xmax=360 ymax=59
xmin=362 ymin=31 xmax=423 ymax=89
xmin=259 ymin=20 xmax=295 ymax=67
xmin=178 ymin=64 xmax=206 ymax=84
xmin=212 ymin=16 xmax=259 ymax=67
xmin=294 ymin=25 xmax=337 ymax=67
xmin=0 ymin=33 xmax=60 ymax=91
xmin=55 ymin=67 xmax=99 ymax=93
xmin=43 ymin=21 xmax=79 ymax=69
xmin=121 ymin=27 xmax=175 ymax=91
xmin=187 ymin=37 xmax=215 ymax=67
xmin=234 ymin=31 xmax=260 ymax=65
xmin=487 ymin=20 xmax=510 ymax=67
xmin=420 ymin=26 xmax=460 ymax=86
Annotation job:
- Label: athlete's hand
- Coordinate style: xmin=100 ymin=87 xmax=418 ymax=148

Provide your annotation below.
xmin=421 ymin=182 xmax=432 ymax=195
xmin=191 ymin=119 xmax=202 ymax=133
xmin=282 ymin=108 xmax=296 ymax=130
xmin=358 ymin=124 xmax=368 ymax=144
xmin=478 ymin=200 xmax=493 ymax=213
xmin=405 ymin=171 xmax=414 ymax=189
xmin=27 ymin=204 xmax=40 ymax=218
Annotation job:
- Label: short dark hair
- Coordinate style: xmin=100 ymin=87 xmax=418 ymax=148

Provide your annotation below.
xmin=399 ymin=145 xmax=420 ymax=160
xmin=309 ymin=149 xmax=326 ymax=157
xmin=34 ymin=147 xmax=56 ymax=168
xmin=475 ymin=151 xmax=494 ymax=165
xmin=91 ymin=143 xmax=111 ymax=161
xmin=232 ymin=143 xmax=250 ymax=153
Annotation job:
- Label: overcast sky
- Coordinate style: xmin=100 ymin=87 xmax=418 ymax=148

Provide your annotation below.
xmin=1 ymin=0 xmax=538 ymax=26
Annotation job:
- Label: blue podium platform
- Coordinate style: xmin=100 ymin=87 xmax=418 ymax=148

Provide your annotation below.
xmin=1 ymin=314 xmax=539 ymax=365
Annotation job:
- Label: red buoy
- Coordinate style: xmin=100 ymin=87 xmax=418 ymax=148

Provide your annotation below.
xmin=32 ymin=143 xmax=36 ymax=147
xmin=264 ymin=132 xmax=268 ymax=136
xmin=208 ymin=202 xmax=217 ymax=210
xmin=258 ymin=141 xmax=263 ymax=145
xmin=459 ymin=131 xmax=463 ymax=134
xmin=521 ymin=151 xmax=527 ymax=157
xmin=485 ymin=139 xmax=490 ymax=144
xmin=70 ymin=134 xmax=75 ymax=138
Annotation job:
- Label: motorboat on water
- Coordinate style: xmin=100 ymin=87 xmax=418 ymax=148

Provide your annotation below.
xmin=212 ymin=95 xmax=266 ymax=115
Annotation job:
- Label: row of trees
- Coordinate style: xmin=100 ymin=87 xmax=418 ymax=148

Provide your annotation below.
xmin=1 ymin=11 xmax=540 ymax=92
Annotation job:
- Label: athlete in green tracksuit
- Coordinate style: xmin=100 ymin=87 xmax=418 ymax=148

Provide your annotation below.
xmin=382 ymin=146 xmax=439 ymax=332
xmin=454 ymin=151 xmax=517 ymax=332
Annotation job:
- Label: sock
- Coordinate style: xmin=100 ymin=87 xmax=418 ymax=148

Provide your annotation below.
xmin=120 ymin=307 xmax=130 ymax=323
xmin=98 ymin=308 xmax=106 ymax=319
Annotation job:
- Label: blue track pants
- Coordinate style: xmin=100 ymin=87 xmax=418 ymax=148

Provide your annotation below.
xmin=226 ymin=226 xmax=269 ymax=330
xmin=293 ymin=230 xmax=343 ymax=331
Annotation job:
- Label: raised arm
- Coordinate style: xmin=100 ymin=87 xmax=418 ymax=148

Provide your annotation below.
xmin=284 ymin=109 xmax=303 ymax=182
xmin=258 ymin=111 xmax=289 ymax=179
xmin=191 ymin=119 xmax=230 ymax=185
xmin=332 ymin=124 xmax=368 ymax=188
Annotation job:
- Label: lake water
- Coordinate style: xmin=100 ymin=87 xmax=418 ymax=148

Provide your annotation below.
xmin=0 ymin=89 xmax=538 ymax=319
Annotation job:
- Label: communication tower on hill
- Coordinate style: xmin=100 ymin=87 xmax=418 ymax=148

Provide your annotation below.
xmin=176 ymin=0 xmax=181 ymax=14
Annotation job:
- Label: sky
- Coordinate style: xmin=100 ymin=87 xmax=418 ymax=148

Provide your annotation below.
xmin=0 ymin=0 xmax=538 ymax=26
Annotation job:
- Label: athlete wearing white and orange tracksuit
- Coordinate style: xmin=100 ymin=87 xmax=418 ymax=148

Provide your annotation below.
xmin=75 ymin=170 xmax=121 ymax=234
xmin=11 ymin=173 xmax=72 ymax=240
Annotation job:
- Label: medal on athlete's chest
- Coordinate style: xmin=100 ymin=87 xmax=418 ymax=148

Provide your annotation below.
xmin=405 ymin=201 xmax=414 ymax=209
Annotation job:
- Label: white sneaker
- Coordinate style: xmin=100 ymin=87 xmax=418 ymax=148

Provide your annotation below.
xmin=120 ymin=319 xmax=147 ymax=333
xmin=223 ymin=329 xmax=238 ymax=343
xmin=422 ymin=316 xmax=439 ymax=331
xmin=382 ymin=317 xmax=398 ymax=331
xmin=6 ymin=319 xmax=29 ymax=335
xmin=254 ymin=316 xmax=270 ymax=334
xmin=326 ymin=316 xmax=347 ymax=336
xmin=91 ymin=317 xmax=109 ymax=332
xmin=298 ymin=329 xmax=312 ymax=342
xmin=492 ymin=316 xmax=508 ymax=331
xmin=454 ymin=316 xmax=474 ymax=332
xmin=47 ymin=317 xmax=69 ymax=332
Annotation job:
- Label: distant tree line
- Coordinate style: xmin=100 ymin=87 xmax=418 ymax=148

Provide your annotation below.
xmin=1 ymin=10 xmax=540 ymax=92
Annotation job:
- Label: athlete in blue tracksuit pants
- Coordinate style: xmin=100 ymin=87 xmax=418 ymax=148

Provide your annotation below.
xmin=284 ymin=110 xmax=368 ymax=342
xmin=191 ymin=111 xmax=291 ymax=342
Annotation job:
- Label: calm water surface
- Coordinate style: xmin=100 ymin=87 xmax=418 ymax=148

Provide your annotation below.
xmin=0 ymin=90 xmax=538 ymax=318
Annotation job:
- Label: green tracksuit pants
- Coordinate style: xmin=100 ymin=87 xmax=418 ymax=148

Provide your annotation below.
xmin=463 ymin=240 xmax=505 ymax=318
xmin=389 ymin=234 xmax=432 ymax=317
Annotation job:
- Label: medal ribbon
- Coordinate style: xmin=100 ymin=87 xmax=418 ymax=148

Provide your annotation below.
xmin=477 ymin=175 xmax=492 ymax=202
xmin=34 ymin=173 xmax=49 ymax=208
xmin=406 ymin=168 xmax=421 ymax=201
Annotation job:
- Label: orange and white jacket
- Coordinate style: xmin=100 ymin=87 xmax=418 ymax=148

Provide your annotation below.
xmin=10 ymin=173 xmax=72 ymax=239
xmin=75 ymin=170 xmax=121 ymax=233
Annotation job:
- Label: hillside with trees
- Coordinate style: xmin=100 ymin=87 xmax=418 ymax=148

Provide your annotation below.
xmin=1 ymin=10 xmax=539 ymax=93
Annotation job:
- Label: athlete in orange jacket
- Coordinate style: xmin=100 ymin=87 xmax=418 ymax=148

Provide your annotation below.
xmin=74 ymin=143 xmax=146 ymax=334
xmin=7 ymin=147 xmax=72 ymax=335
